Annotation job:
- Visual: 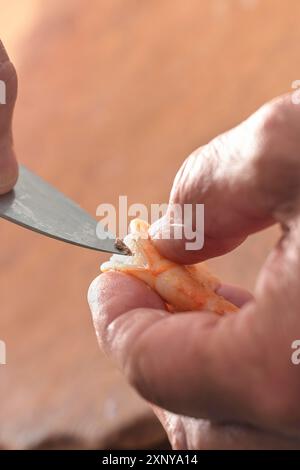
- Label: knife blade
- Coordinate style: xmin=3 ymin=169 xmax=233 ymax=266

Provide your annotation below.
xmin=0 ymin=165 xmax=127 ymax=255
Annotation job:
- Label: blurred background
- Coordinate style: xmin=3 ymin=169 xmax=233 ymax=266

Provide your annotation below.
xmin=0 ymin=0 xmax=297 ymax=449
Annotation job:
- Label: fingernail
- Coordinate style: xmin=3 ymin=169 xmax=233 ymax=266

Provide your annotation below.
xmin=149 ymin=215 xmax=185 ymax=241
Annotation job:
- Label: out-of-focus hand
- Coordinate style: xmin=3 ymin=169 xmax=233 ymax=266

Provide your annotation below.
xmin=88 ymin=94 xmax=300 ymax=449
xmin=0 ymin=41 xmax=18 ymax=194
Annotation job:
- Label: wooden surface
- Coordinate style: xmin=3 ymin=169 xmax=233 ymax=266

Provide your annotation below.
xmin=0 ymin=0 xmax=298 ymax=449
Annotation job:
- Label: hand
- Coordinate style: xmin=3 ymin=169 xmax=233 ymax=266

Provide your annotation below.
xmin=0 ymin=41 xmax=18 ymax=194
xmin=88 ymin=93 xmax=300 ymax=449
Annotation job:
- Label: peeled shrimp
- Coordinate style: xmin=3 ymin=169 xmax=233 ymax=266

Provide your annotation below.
xmin=101 ymin=219 xmax=238 ymax=315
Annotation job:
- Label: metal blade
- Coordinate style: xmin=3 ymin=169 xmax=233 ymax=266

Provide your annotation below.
xmin=0 ymin=165 xmax=124 ymax=255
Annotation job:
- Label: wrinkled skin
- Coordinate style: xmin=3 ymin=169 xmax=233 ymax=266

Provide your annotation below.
xmin=89 ymin=94 xmax=300 ymax=449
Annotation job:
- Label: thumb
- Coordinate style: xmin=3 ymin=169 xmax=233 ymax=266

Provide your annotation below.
xmin=150 ymin=94 xmax=300 ymax=264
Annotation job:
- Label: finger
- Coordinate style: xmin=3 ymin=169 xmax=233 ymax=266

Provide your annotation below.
xmin=0 ymin=41 xmax=9 ymax=63
xmin=0 ymin=40 xmax=17 ymax=107
xmin=0 ymin=40 xmax=18 ymax=193
xmin=150 ymin=93 xmax=300 ymax=263
xmin=0 ymin=144 xmax=18 ymax=194
xmin=88 ymin=272 xmax=273 ymax=428
xmin=216 ymin=283 xmax=254 ymax=308
xmin=88 ymin=271 xmax=167 ymax=354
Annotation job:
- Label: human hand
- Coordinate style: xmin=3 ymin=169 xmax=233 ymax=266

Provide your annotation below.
xmin=88 ymin=93 xmax=300 ymax=449
xmin=0 ymin=41 xmax=18 ymax=194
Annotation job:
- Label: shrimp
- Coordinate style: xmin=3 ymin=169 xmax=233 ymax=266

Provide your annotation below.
xmin=101 ymin=219 xmax=238 ymax=315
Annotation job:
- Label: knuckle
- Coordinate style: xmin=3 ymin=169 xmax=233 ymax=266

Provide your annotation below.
xmin=253 ymin=95 xmax=300 ymax=166
xmin=170 ymin=145 xmax=215 ymax=206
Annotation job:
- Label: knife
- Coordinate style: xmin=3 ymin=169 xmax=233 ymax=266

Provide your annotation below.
xmin=0 ymin=165 xmax=128 ymax=255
